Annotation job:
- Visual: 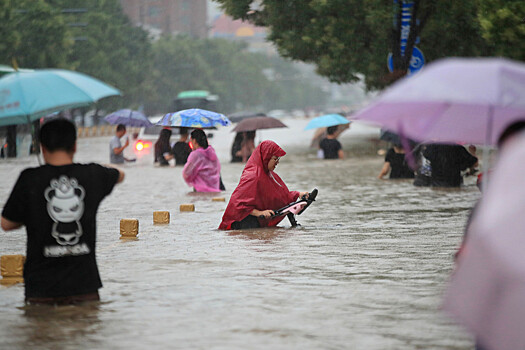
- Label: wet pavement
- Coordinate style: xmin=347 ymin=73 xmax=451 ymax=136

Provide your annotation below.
xmin=0 ymin=118 xmax=479 ymax=349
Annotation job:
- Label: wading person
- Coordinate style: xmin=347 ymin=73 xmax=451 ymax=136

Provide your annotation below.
xmin=219 ymin=140 xmax=309 ymax=230
xmin=109 ymin=123 xmax=130 ymax=164
xmin=182 ymin=129 xmax=221 ymax=192
xmin=377 ymin=143 xmax=415 ymax=179
xmin=319 ymin=125 xmax=344 ymax=159
xmin=154 ymin=128 xmax=173 ymax=166
xmin=1 ymin=118 xmax=125 ymax=305
xmin=423 ymin=143 xmax=478 ymax=187
xmin=171 ymin=127 xmax=192 ymax=166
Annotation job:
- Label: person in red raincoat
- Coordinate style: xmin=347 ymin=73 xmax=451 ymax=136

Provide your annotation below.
xmin=219 ymin=140 xmax=309 ymax=230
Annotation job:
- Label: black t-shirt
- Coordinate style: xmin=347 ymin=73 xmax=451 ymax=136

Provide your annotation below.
xmin=385 ymin=148 xmax=415 ymax=179
xmin=2 ymin=163 xmax=119 ymax=298
xmin=171 ymin=141 xmax=192 ymax=165
xmin=423 ymin=144 xmax=478 ymax=187
xmin=320 ymin=138 xmax=342 ymax=159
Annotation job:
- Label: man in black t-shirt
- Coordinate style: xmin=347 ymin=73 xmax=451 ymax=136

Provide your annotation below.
xmin=423 ymin=144 xmax=478 ymax=187
xmin=319 ymin=125 xmax=344 ymax=159
xmin=171 ymin=127 xmax=192 ymax=165
xmin=1 ymin=118 xmax=124 ymax=305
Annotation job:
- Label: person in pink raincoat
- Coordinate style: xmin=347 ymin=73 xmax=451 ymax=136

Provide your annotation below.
xmin=182 ymin=129 xmax=221 ymax=192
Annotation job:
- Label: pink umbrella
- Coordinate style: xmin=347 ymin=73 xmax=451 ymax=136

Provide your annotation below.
xmin=352 ymin=57 xmax=525 ymax=146
xmin=443 ymin=134 xmax=525 ymax=350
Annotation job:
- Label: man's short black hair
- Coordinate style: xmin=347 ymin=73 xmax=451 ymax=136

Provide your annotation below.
xmin=327 ymin=125 xmax=338 ymax=135
xmin=498 ymin=120 xmax=525 ymax=147
xmin=39 ymin=118 xmax=76 ymax=153
xmin=116 ymin=124 xmax=126 ymax=132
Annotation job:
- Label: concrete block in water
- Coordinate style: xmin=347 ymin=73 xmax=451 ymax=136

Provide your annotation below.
xmin=153 ymin=211 xmax=170 ymax=224
xmin=120 ymin=219 xmax=139 ymax=238
xmin=0 ymin=254 xmax=25 ymax=285
xmin=180 ymin=204 xmax=195 ymax=212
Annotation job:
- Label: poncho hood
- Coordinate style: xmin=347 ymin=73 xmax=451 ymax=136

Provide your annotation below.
xmin=182 ymin=146 xmax=221 ymax=192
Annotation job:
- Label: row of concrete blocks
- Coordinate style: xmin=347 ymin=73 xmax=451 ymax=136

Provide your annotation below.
xmin=0 ymin=198 xmax=226 ymax=285
xmin=122 ymin=204 xmax=190 ymax=238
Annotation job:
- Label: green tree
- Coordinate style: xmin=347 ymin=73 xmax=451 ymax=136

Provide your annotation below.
xmin=145 ymin=35 xmax=327 ymax=114
xmin=144 ymin=35 xmax=216 ymax=114
xmin=215 ymin=0 xmax=487 ymax=89
xmin=50 ymin=0 xmax=153 ymax=111
xmin=0 ymin=0 xmax=72 ymax=68
xmin=478 ymin=0 xmax=525 ymax=60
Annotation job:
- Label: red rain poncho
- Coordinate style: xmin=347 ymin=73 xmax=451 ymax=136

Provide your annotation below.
xmin=219 ymin=140 xmax=299 ymax=230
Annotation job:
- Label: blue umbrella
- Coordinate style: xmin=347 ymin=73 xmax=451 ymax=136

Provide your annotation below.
xmin=0 ymin=69 xmax=120 ymax=127
xmin=104 ymin=109 xmax=152 ymax=127
xmin=304 ymin=114 xmax=350 ymax=130
xmin=156 ymin=108 xmax=231 ymax=129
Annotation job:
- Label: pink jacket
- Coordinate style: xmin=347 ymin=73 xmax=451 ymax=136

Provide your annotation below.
xmin=182 ymin=146 xmax=221 ymax=192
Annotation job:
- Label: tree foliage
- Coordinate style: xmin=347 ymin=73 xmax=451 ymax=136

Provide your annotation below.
xmin=215 ymin=0 xmax=490 ymax=89
xmin=478 ymin=0 xmax=525 ymax=61
xmin=0 ymin=0 xmax=328 ymax=117
xmin=145 ymin=36 xmax=328 ymax=114
xmin=0 ymin=0 xmax=72 ymax=68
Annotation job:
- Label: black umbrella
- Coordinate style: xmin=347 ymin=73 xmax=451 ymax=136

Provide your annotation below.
xmin=228 ymin=111 xmax=267 ymax=123
xmin=231 ymin=116 xmax=287 ymax=132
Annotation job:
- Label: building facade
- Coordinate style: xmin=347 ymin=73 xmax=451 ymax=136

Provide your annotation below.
xmin=120 ymin=0 xmax=207 ymax=38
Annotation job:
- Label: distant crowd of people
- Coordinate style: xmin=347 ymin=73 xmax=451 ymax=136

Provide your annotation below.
xmin=377 ymin=141 xmax=478 ymax=188
xmin=109 ymin=124 xmax=222 ymax=192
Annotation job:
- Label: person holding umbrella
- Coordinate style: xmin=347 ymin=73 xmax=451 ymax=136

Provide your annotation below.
xmin=305 ymin=114 xmax=350 ymax=159
xmin=319 ymin=125 xmax=344 ymax=159
xmin=219 ymin=140 xmax=309 ymax=230
xmin=230 ymin=132 xmax=244 ymax=163
xmin=109 ymin=124 xmax=133 ymax=164
xmin=377 ymin=143 xmax=415 ymax=179
xmin=154 ymin=128 xmax=173 ymax=166
xmin=182 ymin=129 xmax=222 ymax=192
xmin=171 ymin=127 xmax=192 ymax=166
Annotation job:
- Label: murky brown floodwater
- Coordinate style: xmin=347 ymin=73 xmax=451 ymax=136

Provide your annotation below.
xmin=0 ymin=119 xmax=479 ymax=349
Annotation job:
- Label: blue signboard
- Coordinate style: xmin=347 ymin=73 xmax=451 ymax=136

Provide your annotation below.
xmin=387 ymin=46 xmax=425 ymax=75
xmin=388 ymin=0 xmax=425 ymax=75
xmin=399 ymin=1 xmax=413 ymax=56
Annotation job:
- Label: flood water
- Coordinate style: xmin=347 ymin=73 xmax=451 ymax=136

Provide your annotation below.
xmin=0 ymin=118 xmax=479 ymax=349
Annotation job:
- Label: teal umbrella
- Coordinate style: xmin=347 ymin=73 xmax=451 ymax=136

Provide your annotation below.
xmin=304 ymin=114 xmax=350 ymax=130
xmin=0 ymin=69 xmax=121 ymax=127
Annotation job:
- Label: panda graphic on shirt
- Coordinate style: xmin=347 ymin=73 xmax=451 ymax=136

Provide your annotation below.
xmin=43 ymin=175 xmax=90 ymax=257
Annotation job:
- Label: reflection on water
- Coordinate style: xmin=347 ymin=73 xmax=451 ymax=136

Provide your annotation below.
xmin=0 ymin=119 xmax=478 ymax=349
xmin=17 ymin=303 xmax=102 ymax=349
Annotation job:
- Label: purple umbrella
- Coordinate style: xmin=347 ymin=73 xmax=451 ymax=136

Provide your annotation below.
xmin=443 ymin=134 xmax=525 ymax=350
xmin=104 ymin=109 xmax=152 ymax=127
xmin=352 ymin=57 xmax=525 ymax=146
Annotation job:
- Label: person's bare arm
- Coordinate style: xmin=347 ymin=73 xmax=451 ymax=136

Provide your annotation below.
xmin=378 ymin=162 xmax=391 ymax=179
xmin=338 ymin=149 xmax=345 ymax=159
xmin=113 ymin=138 xmax=130 ymax=155
xmin=116 ymin=168 xmax=125 ymax=183
xmin=1 ymin=216 xmax=22 ymax=231
xmin=250 ymin=209 xmax=274 ymax=218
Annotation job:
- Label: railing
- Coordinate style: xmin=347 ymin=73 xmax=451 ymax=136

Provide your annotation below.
xmin=77 ymin=125 xmax=141 ymax=138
